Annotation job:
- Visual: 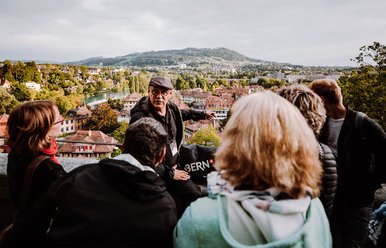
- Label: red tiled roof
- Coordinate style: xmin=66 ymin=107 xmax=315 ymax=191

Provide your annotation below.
xmin=123 ymin=93 xmax=142 ymax=102
xmin=0 ymin=114 xmax=9 ymax=125
xmin=75 ymin=106 xmax=92 ymax=116
xmin=58 ymin=130 xmax=117 ymax=154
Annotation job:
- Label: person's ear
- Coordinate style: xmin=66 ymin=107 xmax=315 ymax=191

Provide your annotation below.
xmin=155 ymin=146 xmax=166 ymax=166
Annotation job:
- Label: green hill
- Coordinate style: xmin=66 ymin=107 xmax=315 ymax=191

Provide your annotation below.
xmin=66 ymin=47 xmax=266 ymax=66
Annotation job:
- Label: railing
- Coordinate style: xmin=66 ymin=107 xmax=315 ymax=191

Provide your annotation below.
xmin=56 ymin=139 xmax=122 ymax=146
xmin=0 ymin=137 xmax=122 ymax=149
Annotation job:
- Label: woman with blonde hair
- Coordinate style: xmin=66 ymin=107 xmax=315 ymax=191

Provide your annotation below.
xmin=174 ymin=91 xmax=331 ymax=247
xmin=6 ymin=101 xmax=66 ymax=213
xmin=276 ymin=84 xmax=337 ymax=219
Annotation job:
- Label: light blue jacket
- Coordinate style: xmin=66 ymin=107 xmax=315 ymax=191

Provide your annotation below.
xmin=174 ymin=196 xmax=332 ymax=248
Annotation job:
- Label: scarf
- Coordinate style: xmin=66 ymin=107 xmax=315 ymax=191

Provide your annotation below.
xmin=42 ymin=139 xmax=60 ymax=164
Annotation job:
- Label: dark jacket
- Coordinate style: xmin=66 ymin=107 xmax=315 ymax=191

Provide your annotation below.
xmin=318 ymin=143 xmax=338 ymax=218
xmin=2 ymin=155 xmax=177 ymax=247
xmin=6 ymin=151 xmax=65 ymax=211
xmin=48 ymin=156 xmax=177 ymax=247
xmin=130 ymin=96 xmax=207 ymax=167
xmin=320 ymin=108 xmax=386 ymax=206
xmin=131 ymin=96 xmax=207 ymax=147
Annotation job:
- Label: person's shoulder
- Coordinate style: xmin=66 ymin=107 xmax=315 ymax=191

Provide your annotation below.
xmin=167 ymin=100 xmax=179 ymax=110
xmin=188 ymin=197 xmax=218 ymax=220
xmin=319 ymin=143 xmax=335 ymax=159
xmin=304 ymin=198 xmax=332 ymax=245
xmin=131 ymin=97 xmax=148 ymax=113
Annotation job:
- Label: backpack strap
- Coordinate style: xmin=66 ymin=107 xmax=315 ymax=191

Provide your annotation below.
xmin=355 ymin=111 xmax=367 ymax=139
xmin=18 ymin=155 xmax=50 ymax=215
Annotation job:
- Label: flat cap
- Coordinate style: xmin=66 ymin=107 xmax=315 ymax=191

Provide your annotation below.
xmin=149 ymin=76 xmax=174 ymax=90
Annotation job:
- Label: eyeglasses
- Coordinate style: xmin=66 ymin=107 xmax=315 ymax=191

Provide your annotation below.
xmin=54 ymin=118 xmax=64 ymax=125
xmin=150 ymin=88 xmax=171 ymax=97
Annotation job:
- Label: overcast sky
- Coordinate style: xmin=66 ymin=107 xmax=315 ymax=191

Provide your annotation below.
xmin=1 ymin=0 xmax=385 ymax=66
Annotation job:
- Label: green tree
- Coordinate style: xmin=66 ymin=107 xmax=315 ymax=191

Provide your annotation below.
xmin=107 ymin=98 xmax=124 ymax=111
xmin=210 ymin=81 xmax=220 ymax=93
xmin=340 ymin=42 xmax=386 ymax=129
xmin=1 ymin=60 xmax=15 ymax=82
xmin=257 ymin=78 xmax=286 ymax=89
xmin=196 ymin=77 xmax=208 ymax=91
xmin=55 ymin=95 xmax=73 ymax=114
xmin=216 ymin=78 xmax=229 ymax=88
xmin=0 ymin=88 xmax=19 ymax=114
xmin=239 ymin=77 xmax=249 ymax=87
xmin=112 ymin=121 xmax=129 ymax=144
xmin=10 ymin=82 xmax=33 ymax=101
xmin=86 ymin=103 xmax=119 ymax=134
xmin=111 ymin=147 xmax=122 ymax=157
xmin=176 ymin=76 xmax=190 ymax=90
xmin=187 ymin=126 xmax=221 ymax=146
xmin=353 ymin=41 xmax=386 ymax=69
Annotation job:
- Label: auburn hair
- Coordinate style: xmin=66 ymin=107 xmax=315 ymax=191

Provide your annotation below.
xmin=7 ymin=101 xmax=57 ymax=156
xmin=310 ymin=79 xmax=342 ymax=105
xmin=215 ymin=91 xmax=322 ymax=198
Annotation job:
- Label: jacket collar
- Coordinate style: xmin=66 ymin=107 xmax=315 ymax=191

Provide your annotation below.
xmin=112 ymin=154 xmax=155 ymax=173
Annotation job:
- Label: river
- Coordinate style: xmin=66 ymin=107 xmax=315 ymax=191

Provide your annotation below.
xmin=84 ymin=88 xmax=131 ymax=104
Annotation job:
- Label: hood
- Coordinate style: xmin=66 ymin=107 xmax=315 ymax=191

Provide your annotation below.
xmin=99 ymin=154 xmax=167 ymax=201
xmin=207 ymin=172 xmax=311 ymax=246
xmin=223 ymin=190 xmax=310 ymax=246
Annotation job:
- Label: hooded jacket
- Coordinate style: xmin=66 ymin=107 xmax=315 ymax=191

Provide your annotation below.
xmin=173 ymin=173 xmax=332 ymax=248
xmin=46 ymin=154 xmax=177 ymax=247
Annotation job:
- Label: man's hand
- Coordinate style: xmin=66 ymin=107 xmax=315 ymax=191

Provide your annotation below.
xmin=205 ymin=111 xmax=216 ymax=120
xmin=173 ymin=166 xmax=190 ymax=181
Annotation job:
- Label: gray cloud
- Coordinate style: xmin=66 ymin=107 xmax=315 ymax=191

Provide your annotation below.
xmin=0 ymin=0 xmax=385 ymax=66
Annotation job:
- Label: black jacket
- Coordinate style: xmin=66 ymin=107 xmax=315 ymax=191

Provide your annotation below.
xmin=130 ymin=96 xmax=207 ymax=168
xmin=2 ymin=155 xmax=177 ymax=247
xmin=7 ymin=151 xmax=65 ymax=211
xmin=320 ymin=108 xmax=386 ymax=206
xmin=318 ymin=143 xmax=338 ymax=218
xmin=49 ymin=157 xmax=177 ymax=247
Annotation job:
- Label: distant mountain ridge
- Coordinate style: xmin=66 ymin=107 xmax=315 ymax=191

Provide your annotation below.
xmin=65 ymin=47 xmax=267 ymax=67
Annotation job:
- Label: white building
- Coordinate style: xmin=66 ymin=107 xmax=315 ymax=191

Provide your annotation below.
xmin=60 ymin=118 xmax=76 ymax=134
xmin=123 ymin=93 xmax=142 ymax=111
xmin=25 ymin=81 xmax=42 ymax=92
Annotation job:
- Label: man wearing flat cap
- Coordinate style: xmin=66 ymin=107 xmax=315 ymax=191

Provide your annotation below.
xmin=130 ymin=76 xmax=215 ymax=215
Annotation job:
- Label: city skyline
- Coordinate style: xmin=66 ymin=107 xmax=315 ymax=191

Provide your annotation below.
xmin=1 ymin=0 xmax=386 ymax=66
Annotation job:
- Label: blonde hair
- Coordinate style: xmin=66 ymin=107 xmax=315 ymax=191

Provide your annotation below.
xmin=7 ymin=101 xmax=57 ymax=156
xmin=276 ymin=84 xmax=326 ymax=137
xmin=215 ymin=91 xmax=322 ymax=198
